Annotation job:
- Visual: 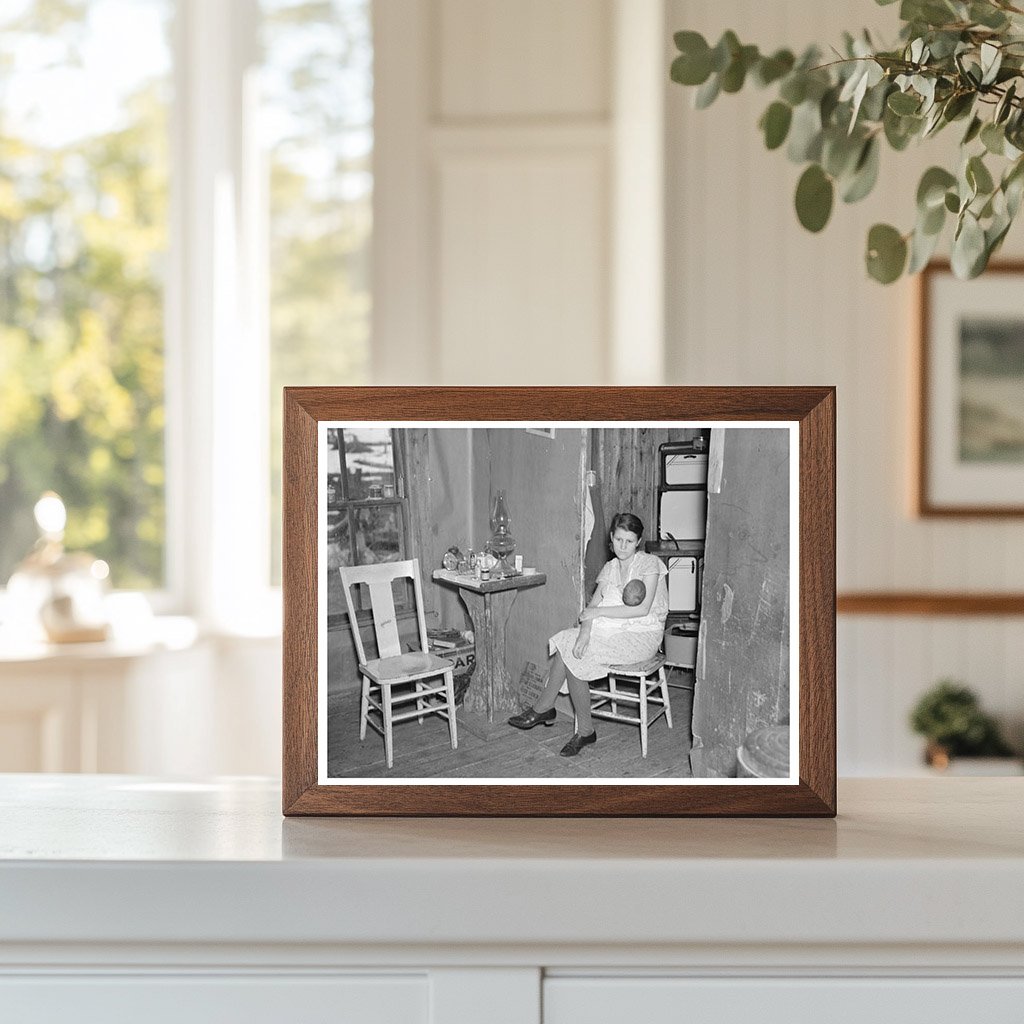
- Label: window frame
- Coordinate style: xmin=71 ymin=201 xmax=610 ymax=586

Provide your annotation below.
xmin=325 ymin=427 xmax=413 ymax=627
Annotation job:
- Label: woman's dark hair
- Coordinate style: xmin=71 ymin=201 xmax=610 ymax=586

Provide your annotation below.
xmin=609 ymin=512 xmax=644 ymax=539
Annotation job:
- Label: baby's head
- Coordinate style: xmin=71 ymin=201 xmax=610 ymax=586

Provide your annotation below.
xmin=622 ymin=579 xmax=646 ymax=606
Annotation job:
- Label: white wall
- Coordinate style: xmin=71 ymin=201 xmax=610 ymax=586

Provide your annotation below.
xmin=665 ymin=0 xmax=1024 ymax=772
xmin=373 ymin=0 xmax=664 ymax=386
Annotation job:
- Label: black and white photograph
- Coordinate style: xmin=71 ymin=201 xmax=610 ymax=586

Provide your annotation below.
xmin=318 ymin=422 xmax=797 ymax=783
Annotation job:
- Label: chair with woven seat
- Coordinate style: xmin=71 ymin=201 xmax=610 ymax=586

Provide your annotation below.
xmin=583 ymin=653 xmax=673 ymax=758
xmin=340 ymin=559 xmax=457 ymax=769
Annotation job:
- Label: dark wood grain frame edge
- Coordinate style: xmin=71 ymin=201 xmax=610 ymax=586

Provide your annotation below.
xmin=798 ymin=387 xmax=836 ymax=815
xmin=282 ymin=387 xmax=837 ymax=817
xmin=283 ymin=389 xmax=319 ymax=813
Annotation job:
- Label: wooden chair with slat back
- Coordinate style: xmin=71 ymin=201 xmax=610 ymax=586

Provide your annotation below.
xmin=339 ymin=559 xmax=457 ymax=770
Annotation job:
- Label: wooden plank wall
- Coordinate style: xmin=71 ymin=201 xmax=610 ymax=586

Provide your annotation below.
xmin=594 ymin=428 xmax=703 ymax=546
xmin=690 ymin=428 xmax=792 ymax=777
xmin=595 ymin=428 xmax=667 ymax=542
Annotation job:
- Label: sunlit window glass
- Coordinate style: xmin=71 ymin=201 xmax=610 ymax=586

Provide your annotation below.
xmin=261 ymin=0 xmax=373 ymax=583
xmin=0 ymin=0 xmax=171 ymax=589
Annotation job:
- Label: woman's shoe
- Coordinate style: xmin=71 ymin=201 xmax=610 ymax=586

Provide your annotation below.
xmin=508 ymin=707 xmax=557 ymax=730
xmin=559 ymin=731 xmax=597 ymax=757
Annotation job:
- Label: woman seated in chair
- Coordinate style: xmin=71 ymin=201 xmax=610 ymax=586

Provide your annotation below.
xmin=508 ymin=512 xmax=669 ymax=756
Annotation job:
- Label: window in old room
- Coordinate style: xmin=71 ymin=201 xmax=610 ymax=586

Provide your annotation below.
xmin=325 ymin=426 xmax=408 ymax=617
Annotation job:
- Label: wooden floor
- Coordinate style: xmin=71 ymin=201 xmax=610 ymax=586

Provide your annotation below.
xmin=326 ymin=668 xmax=695 ymax=780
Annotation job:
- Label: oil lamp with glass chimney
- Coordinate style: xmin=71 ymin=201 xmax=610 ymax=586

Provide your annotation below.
xmin=485 ymin=490 xmax=517 ymax=577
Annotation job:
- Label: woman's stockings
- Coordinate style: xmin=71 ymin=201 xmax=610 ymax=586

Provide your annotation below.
xmin=533 ymin=652 xmax=594 ymax=735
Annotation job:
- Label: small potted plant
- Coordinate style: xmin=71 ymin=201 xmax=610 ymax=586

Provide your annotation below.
xmin=909 ymin=680 xmax=1018 ymax=771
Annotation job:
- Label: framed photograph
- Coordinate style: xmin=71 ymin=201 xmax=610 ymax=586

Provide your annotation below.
xmin=917 ymin=261 xmax=1024 ymax=516
xmin=283 ymin=387 xmax=835 ymax=816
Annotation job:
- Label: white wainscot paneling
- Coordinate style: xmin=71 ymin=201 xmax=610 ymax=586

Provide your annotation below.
xmin=437 ymin=150 xmax=609 ymax=384
xmin=438 ymin=0 xmax=610 ymax=120
xmin=838 ymin=617 xmax=1024 ymax=775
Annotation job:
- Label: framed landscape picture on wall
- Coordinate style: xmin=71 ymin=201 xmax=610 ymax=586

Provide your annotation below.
xmin=918 ymin=262 xmax=1024 ymax=516
xmin=282 ymin=387 xmax=836 ymax=817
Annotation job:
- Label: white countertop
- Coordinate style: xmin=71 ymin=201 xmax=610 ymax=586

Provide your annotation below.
xmin=1 ymin=775 xmax=1022 ymax=952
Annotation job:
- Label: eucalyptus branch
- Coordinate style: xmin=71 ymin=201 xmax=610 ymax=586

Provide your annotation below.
xmin=670 ymin=1 xmax=1024 ymax=283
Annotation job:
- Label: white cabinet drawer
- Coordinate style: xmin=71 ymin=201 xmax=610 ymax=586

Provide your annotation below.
xmin=0 ymin=974 xmax=428 ymax=1024
xmin=544 ymin=977 xmax=1024 ymax=1024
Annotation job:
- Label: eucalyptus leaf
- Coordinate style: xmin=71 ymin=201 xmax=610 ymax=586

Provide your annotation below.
xmin=861 ymin=80 xmax=892 ymax=122
xmin=710 ymin=31 xmax=740 ymax=73
xmin=981 ymin=122 xmax=1005 ymax=155
xmin=913 ymin=75 xmax=937 ymax=111
xmin=951 ymin=211 xmax=986 ymax=278
xmin=942 ymin=92 xmax=974 ymax=122
xmin=795 ymin=164 xmax=834 ymax=232
xmin=944 ymin=190 xmax=960 ymax=213
xmin=986 ymin=213 xmax=1012 ymax=260
xmin=908 ymin=221 xmax=942 ymax=273
xmin=787 ymin=100 xmax=824 ymax=162
xmin=674 ymin=29 xmax=707 ymax=53
xmin=962 ymin=115 xmax=983 ymax=145
xmin=1006 ymin=171 xmax=1024 ymax=218
xmin=721 ymin=44 xmax=759 ymax=93
xmin=822 ymin=128 xmax=863 ymax=178
xmin=779 ymin=73 xmax=807 ymax=106
xmin=1003 ymin=157 xmax=1024 ymax=216
xmin=904 ymin=0 xmax=958 ymax=28
xmin=970 ymin=2 xmax=1009 ymax=30
xmin=842 ymin=137 xmax=881 ymax=203
xmin=754 ymin=49 xmax=795 ymax=87
xmin=980 ymin=42 xmax=1002 ymax=86
xmin=694 ymin=73 xmax=721 ymax=109
xmin=921 ymin=200 xmax=946 ymax=235
xmin=967 ymin=154 xmax=995 ymax=195
xmin=760 ymin=102 xmax=793 ymax=150
xmin=958 ymin=159 xmax=978 ymax=207
xmin=927 ymin=30 xmax=962 ymax=60
xmin=884 ymin=106 xmax=920 ymax=150
xmin=866 ymin=223 xmax=907 ymax=283
xmin=888 ymin=90 xmax=921 ymax=115
xmin=922 ymin=103 xmax=946 ymax=137
xmin=995 ymin=82 xmax=1017 ymax=124
xmin=917 ymin=166 xmax=957 ymax=210
xmin=820 ymin=85 xmax=841 ymax=125
xmin=839 ymin=63 xmax=869 ymax=104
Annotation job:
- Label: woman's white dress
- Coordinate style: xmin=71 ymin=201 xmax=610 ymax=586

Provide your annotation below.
xmin=548 ymin=553 xmax=669 ymax=680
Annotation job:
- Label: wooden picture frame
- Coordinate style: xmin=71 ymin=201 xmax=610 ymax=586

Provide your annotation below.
xmin=283 ymin=387 xmax=836 ymax=816
xmin=917 ymin=261 xmax=1024 ymax=517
